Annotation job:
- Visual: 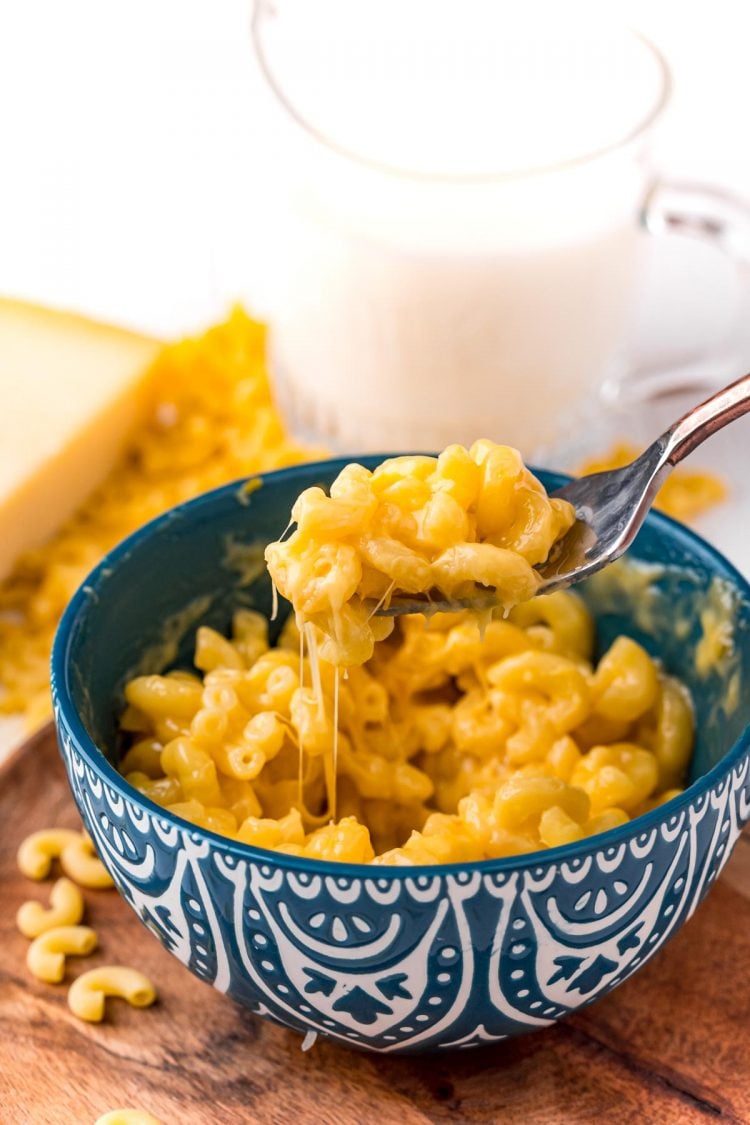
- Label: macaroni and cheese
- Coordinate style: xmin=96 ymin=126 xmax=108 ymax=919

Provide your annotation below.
xmin=265 ymin=443 xmax=575 ymax=666
xmin=117 ymin=446 xmax=694 ymax=864
xmin=118 ymin=596 xmax=693 ymax=864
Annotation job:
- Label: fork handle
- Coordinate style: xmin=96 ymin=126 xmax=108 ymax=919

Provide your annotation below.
xmin=664 ymin=371 xmax=750 ymax=464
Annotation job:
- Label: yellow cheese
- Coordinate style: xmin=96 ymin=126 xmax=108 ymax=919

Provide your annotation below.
xmin=0 ymin=298 xmax=159 ymax=581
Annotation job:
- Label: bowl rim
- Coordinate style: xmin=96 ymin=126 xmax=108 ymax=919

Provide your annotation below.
xmin=52 ymin=455 xmax=750 ymax=879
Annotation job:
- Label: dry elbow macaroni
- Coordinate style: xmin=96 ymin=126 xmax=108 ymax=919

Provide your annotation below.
xmin=16 ymin=877 xmax=85 ymax=938
xmin=17 ymin=828 xmax=157 ymax=1027
xmin=17 ymin=829 xmax=82 ymax=880
xmin=17 ymin=828 xmax=113 ymax=888
xmin=67 ymin=966 xmax=157 ymax=1022
xmin=118 ymin=448 xmax=694 ymax=865
xmin=265 ymin=443 xmax=575 ymax=665
xmin=26 ymin=925 xmax=98 ymax=983
xmin=60 ymin=834 xmax=115 ymax=889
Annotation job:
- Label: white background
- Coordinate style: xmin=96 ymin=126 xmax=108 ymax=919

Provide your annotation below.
xmin=0 ymin=0 xmax=748 ymax=337
xmin=0 ymin=0 xmax=748 ymax=572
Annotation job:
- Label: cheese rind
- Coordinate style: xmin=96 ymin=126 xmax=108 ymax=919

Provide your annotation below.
xmin=0 ymin=298 xmax=159 ymax=581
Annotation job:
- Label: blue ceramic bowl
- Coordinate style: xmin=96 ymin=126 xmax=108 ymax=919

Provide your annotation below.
xmin=52 ymin=459 xmax=750 ymax=1054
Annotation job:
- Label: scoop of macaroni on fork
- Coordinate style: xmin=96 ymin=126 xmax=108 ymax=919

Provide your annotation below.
xmin=265 ymin=443 xmax=575 ymax=665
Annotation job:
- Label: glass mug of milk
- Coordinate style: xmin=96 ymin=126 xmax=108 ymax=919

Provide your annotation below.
xmin=250 ymin=0 xmax=750 ymax=455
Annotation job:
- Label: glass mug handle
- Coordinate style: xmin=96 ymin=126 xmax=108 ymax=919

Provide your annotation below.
xmin=603 ymin=180 xmax=750 ymax=405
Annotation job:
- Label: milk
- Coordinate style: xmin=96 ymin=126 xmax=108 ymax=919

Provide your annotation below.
xmin=254 ymin=0 xmax=667 ymax=453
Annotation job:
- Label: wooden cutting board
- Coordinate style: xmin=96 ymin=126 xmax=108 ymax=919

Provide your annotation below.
xmin=2 ymin=728 xmax=749 ymax=1125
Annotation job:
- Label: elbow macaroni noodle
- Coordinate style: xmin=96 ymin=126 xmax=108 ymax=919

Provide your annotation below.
xmin=26 ymin=925 xmax=98 ymax=983
xmin=67 ymin=966 xmax=157 ymax=1023
xmin=118 ymin=445 xmax=694 ymax=864
xmin=17 ymin=829 xmax=82 ymax=880
xmin=17 ymin=828 xmax=113 ymax=888
xmin=60 ymin=834 xmax=115 ymax=889
xmin=16 ymin=877 xmax=85 ymax=938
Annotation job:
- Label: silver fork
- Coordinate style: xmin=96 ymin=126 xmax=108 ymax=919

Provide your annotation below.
xmin=376 ymin=372 xmax=750 ymax=617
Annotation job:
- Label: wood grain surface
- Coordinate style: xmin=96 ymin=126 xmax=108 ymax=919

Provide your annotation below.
xmin=1 ymin=729 xmax=749 ymax=1125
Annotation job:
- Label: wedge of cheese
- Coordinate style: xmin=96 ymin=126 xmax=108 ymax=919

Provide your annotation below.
xmin=0 ymin=298 xmax=160 ymax=582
